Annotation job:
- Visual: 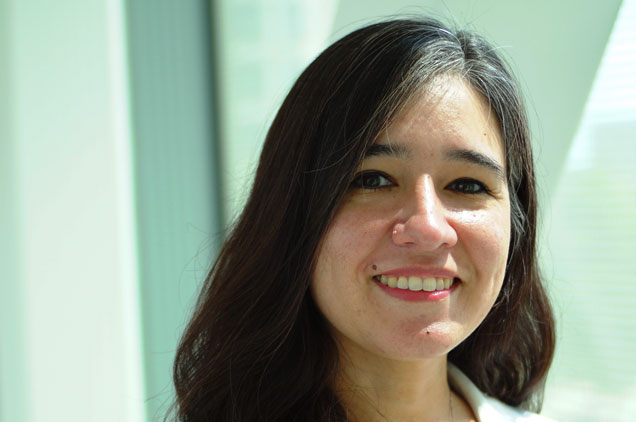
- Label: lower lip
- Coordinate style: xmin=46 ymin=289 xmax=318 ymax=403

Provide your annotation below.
xmin=374 ymin=279 xmax=459 ymax=302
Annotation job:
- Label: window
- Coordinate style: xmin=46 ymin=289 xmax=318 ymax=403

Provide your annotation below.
xmin=543 ymin=1 xmax=636 ymax=420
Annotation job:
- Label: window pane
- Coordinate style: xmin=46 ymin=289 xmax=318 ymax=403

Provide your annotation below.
xmin=543 ymin=1 xmax=636 ymax=420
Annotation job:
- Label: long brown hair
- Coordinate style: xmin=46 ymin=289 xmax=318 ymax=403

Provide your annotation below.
xmin=171 ymin=17 xmax=555 ymax=421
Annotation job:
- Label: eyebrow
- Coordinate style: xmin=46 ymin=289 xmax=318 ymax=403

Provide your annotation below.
xmin=445 ymin=148 xmax=505 ymax=181
xmin=363 ymin=143 xmax=410 ymax=158
xmin=363 ymin=143 xmax=505 ymax=181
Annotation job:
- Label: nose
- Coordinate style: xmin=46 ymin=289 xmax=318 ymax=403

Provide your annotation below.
xmin=391 ymin=175 xmax=458 ymax=250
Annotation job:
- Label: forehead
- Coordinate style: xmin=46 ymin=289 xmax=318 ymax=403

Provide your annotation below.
xmin=381 ymin=77 xmax=505 ymax=165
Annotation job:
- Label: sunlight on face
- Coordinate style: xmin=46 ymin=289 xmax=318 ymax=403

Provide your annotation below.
xmin=311 ymin=77 xmax=511 ymax=362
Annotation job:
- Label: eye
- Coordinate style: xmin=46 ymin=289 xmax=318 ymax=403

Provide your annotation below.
xmin=446 ymin=178 xmax=490 ymax=195
xmin=351 ymin=171 xmax=395 ymax=190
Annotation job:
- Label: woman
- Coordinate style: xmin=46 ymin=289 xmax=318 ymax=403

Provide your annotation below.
xmin=172 ymin=17 xmax=555 ymax=421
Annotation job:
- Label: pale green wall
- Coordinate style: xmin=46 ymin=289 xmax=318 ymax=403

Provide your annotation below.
xmin=0 ymin=0 xmax=146 ymax=421
xmin=0 ymin=1 xmax=30 ymax=420
xmin=125 ymin=1 xmax=222 ymax=420
xmin=214 ymin=0 xmax=340 ymax=222
xmin=0 ymin=1 xmax=222 ymax=421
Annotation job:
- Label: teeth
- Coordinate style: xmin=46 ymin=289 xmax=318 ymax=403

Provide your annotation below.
xmin=377 ymin=276 xmax=455 ymax=292
xmin=397 ymin=276 xmax=408 ymax=289
xmin=408 ymin=276 xmax=422 ymax=291
xmin=422 ymin=277 xmax=436 ymax=291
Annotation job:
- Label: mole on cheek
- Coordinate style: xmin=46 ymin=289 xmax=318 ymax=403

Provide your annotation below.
xmin=372 ymin=264 xmax=377 ymax=270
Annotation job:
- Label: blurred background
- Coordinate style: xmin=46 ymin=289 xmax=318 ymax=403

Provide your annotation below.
xmin=1 ymin=0 xmax=634 ymax=420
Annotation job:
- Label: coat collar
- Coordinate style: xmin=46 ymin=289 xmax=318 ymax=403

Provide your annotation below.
xmin=448 ymin=363 xmax=556 ymax=422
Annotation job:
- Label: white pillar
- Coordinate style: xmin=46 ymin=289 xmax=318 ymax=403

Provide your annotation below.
xmin=1 ymin=0 xmax=146 ymax=421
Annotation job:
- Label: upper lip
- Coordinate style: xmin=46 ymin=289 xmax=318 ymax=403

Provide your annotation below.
xmin=375 ymin=266 xmax=459 ymax=279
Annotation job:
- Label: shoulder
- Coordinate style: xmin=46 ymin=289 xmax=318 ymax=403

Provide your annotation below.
xmin=448 ymin=364 xmax=557 ymax=422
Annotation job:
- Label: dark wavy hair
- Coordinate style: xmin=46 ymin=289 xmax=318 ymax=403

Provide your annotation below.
xmin=171 ymin=17 xmax=555 ymax=421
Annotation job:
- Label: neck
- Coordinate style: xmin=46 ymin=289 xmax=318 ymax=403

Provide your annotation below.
xmin=334 ymin=341 xmax=452 ymax=422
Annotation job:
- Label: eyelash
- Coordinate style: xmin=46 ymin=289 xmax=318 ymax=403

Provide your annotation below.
xmin=446 ymin=178 xmax=492 ymax=195
xmin=351 ymin=172 xmax=491 ymax=195
xmin=351 ymin=171 xmax=395 ymax=191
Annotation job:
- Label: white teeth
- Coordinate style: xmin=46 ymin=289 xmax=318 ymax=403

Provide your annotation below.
xmin=422 ymin=277 xmax=436 ymax=291
xmin=436 ymin=278 xmax=444 ymax=290
xmin=444 ymin=278 xmax=452 ymax=289
xmin=397 ymin=276 xmax=408 ymax=289
xmin=378 ymin=275 xmax=455 ymax=292
xmin=408 ymin=276 xmax=422 ymax=291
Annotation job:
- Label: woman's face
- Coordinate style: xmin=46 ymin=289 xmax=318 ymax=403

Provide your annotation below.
xmin=311 ymin=77 xmax=511 ymax=361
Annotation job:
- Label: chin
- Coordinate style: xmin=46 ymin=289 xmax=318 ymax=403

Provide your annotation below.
xmin=367 ymin=322 xmax=464 ymax=362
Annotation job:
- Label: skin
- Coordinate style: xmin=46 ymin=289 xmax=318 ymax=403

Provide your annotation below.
xmin=311 ymin=77 xmax=511 ymax=422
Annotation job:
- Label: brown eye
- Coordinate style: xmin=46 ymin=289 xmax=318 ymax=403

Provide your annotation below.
xmin=351 ymin=171 xmax=394 ymax=190
xmin=446 ymin=178 xmax=490 ymax=194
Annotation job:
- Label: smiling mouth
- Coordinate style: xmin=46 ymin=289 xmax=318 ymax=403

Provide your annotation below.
xmin=372 ymin=275 xmax=459 ymax=292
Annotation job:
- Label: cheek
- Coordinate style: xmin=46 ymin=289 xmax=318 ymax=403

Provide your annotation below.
xmin=318 ymin=206 xmax=392 ymax=271
xmin=454 ymin=207 xmax=511 ymax=288
xmin=472 ymin=218 xmax=510 ymax=265
xmin=458 ymin=203 xmax=510 ymax=250
xmin=310 ymin=206 xmax=391 ymax=324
